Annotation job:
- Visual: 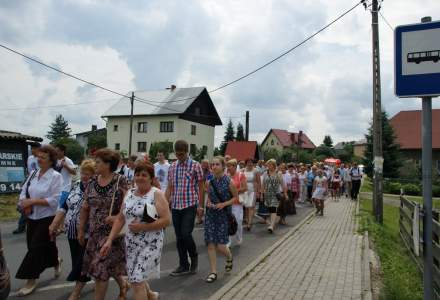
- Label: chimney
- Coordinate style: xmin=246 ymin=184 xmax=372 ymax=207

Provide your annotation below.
xmin=91 ymin=125 xmax=97 ymax=131
xmin=298 ymin=130 xmax=303 ymax=147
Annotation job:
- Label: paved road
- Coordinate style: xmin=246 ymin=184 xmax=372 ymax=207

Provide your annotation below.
xmin=1 ymin=204 xmax=313 ymax=300
xmin=212 ymin=199 xmax=366 ymax=300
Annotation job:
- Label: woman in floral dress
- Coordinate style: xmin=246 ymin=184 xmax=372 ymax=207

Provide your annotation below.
xmin=101 ymin=162 xmax=171 ymax=300
xmin=78 ymin=149 xmax=128 ymax=300
xmin=203 ymin=156 xmax=238 ymax=283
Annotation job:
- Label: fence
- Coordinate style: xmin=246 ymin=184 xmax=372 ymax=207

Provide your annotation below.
xmin=399 ymin=195 xmax=440 ymax=298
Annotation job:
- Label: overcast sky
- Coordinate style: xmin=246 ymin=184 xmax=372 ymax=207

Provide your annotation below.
xmin=0 ymin=0 xmax=439 ymax=147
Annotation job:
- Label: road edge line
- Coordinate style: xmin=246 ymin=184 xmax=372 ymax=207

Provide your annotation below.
xmin=208 ymin=207 xmax=317 ymax=300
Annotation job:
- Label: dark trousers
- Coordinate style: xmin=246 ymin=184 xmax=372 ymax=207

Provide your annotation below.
xmin=351 ymin=180 xmax=361 ymax=200
xmin=67 ymin=239 xmax=90 ymax=282
xmin=172 ymin=206 xmax=198 ymax=269
xmin=287 ymin=190 xmax=297 ymax=215
xmin=17 ymin=213 xmax=26 ymax=230
xmin=16 ymin=217 xmax=58 ymax=279
xmin=307 ymin=186 xmax=313 ymax=201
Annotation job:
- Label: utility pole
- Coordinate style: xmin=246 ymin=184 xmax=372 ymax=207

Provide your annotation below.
xmin=128 ymin=92 xmax=134 ymax=156
xmin=245 ymin=110 xmax=250 ymax=141
xmin=371 ymin=0 xmax=383 ymax=224
xmin=421 ymin=15 xmax=434 ymax=300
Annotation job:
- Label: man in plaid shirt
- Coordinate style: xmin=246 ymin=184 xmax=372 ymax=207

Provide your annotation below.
xmin=166 ymin=140 xmax=204 ymax=276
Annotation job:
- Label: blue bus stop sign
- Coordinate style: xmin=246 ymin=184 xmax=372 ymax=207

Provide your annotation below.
xmin=395 ymin=20 xmax=440 ymax=98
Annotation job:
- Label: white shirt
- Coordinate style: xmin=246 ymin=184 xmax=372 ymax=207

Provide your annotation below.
xmin=27 ymin=155 xmax=39 ymax=175
xmin=19 ymin=168 xmax=62 ymax=220
xmin=282 ymin=172 xmax=292 ymax=190
xmin=124 ymin=167 xmax=135 ymax=182
xmin=154 ymin=161 xmax=170 ymax=191
xmin=56 ymin=156 xmax=75 ymax=192
xmin=350 ymin=167 xmax=362 ymax=180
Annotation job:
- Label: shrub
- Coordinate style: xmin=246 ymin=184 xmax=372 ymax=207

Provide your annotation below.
xmin=384 ymin=181 xmax=402 ymax=195
xmin=433 ymin=185 xmax=440 ymax=198
xmin=401 ymin=183 xmax=421 ymax=196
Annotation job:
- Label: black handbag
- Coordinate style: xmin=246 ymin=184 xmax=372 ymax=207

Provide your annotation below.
xmin=210 ymin=179 xmax=238 ymax=236
xmin=141 ymin=203 xmax=158 ymax=223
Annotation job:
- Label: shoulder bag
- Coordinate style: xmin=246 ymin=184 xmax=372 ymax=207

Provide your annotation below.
xmin=210 ymin=178 xmax=238 ymax=236
xmin=108 ymin=175 xmax=126 ymax=237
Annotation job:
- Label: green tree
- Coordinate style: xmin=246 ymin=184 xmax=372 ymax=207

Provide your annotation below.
xmin=313 ymin=145 xmax=335 ymax=158
xmin=363 ymin=111 xmax=402 ymax=178
xmin=336 ymin=143 xmax=354 ymax=163
xmin=236 ymin=123 xmax=245 ymax=141
xmin=149 ymin=141 xmax=174 ymax=162
xmin=263 ymin=148 xmax=280 ymax=161
xmin=46 ymin=114 xmax=71 ymax=142
xmin=280 ymin=148 xmax=295 ymax=163
xmin=213 ymin=147 xmax=221 ymax=157
xmin=192 ymin=145 xmax=207 ymax=162
xmin=87 ymin=133 xmax=107 ymax=152
xmin=323 ymin=135 xmax=334 ymax=148
xmin=54 ymin=137 xmax=84 ymax=164
xmin=219 ymin=119 xmax=235 ymax=155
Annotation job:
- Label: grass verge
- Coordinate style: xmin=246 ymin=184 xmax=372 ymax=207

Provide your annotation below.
xmin=0 ymin=193 xmax=19 ymax=221
xmin=360 ymin=177 xmax=373 ymax=193
xmin=358 ymin=195 xmax=423 ymax=300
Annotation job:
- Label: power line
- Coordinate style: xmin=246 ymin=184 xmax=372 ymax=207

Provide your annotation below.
xmin=0 ymin=44 xmax=129 ymax=100
xmin=0 ymin=0 xmax=363 ymax=110
xmin=209 ymin=0 xmax=365 ymax=93
xmin=379 ymin=11 xmax=394 ymax=31
xmin=1 ymin=97 xmax=119 ymax=111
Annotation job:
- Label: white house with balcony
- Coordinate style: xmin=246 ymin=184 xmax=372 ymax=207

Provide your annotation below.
xmin=101 ymin=86 xmax=222 ymax=160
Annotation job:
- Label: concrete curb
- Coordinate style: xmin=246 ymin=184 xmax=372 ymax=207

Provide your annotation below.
xmin=362 ymin=231 xmax=373 ymax=300
xmin=208 ymin=208 xmax=317 ymax=300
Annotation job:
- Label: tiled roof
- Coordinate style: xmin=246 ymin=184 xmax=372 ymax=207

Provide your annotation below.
xmin=0 ymin=130 xmax=43 ymax=142
xmin=102 ymin=87 xmax=205 ymax=117
xmin=390 ymin=109 xmax=440 ymax=150
xmin=225 ymin=141 xmax=258 ymax=161
xmin=264 ymin=129 xmax=315 ymax=149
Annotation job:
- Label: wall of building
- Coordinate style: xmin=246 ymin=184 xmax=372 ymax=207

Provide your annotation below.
xmin=400 ymin=149 xmax=440 ymax=170
xmin=175 ymin=118 xmax=215 ymax=160
xmin=261 ymin=131 xmax=284 ymax=153
xmin=106 ymin=115 xmax=215 ymax=159
xmin=353 ymin=144 xmax=366 ymax=158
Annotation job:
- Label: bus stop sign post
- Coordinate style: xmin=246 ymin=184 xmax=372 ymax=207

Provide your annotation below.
xmin=395 ymin=16 xmax=439 ymax=300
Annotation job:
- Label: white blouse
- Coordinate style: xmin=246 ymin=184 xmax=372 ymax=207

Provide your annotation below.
xmin=19 ymin=168 xmax=62 ymax=220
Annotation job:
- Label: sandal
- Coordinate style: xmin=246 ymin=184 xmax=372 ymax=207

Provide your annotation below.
xmin=17 ymin=282 xmax=37 ymax=296
xmin=225 ymin=256 xmax=233 ymax=272
xmin=205 ymin=273 xmax=217 ymax=283
xmin=118 ymin=280 xmax=130 ymax=300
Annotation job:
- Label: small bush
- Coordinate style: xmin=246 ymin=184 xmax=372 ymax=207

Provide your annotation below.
xmin=384 ymin=181 xmax=402 ymax=195
xmin=433 ymin=185 xmax=440 ymax=198
xmin=402 ymin=183 xmax=421 ymax=196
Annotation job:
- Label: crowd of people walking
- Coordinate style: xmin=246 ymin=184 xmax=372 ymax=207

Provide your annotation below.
xmin=12 ymin=139 xmax=362 ymax=299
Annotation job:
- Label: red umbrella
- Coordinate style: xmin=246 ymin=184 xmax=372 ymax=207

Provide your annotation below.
xmin=324 ymin=158 xmax=341 ymax=164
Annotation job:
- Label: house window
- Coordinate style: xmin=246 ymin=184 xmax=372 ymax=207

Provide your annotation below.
xmin=160 ymin=121 xmax=174 ymax=132
xmin=190 ymin=144 xmax=197 ymax=156
xmin=202 ymin=145 xmax=208 ymax=155
xmin=137 ymin=142 xmax=147 ymax=152
xmin=271 ymin=140 xmax=274 ymax=145
xmin=115 ymin=143 xmax=120 ymax=150
xmin=195 ymin=107 xmax=200 ymax=115
xmin=191 ymin=125 xmax=196 ymax=136
xmin=113 ymin=125 xmax=118 ymax=132
xmin=137 ymin=122 xmax=148 ymax=133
